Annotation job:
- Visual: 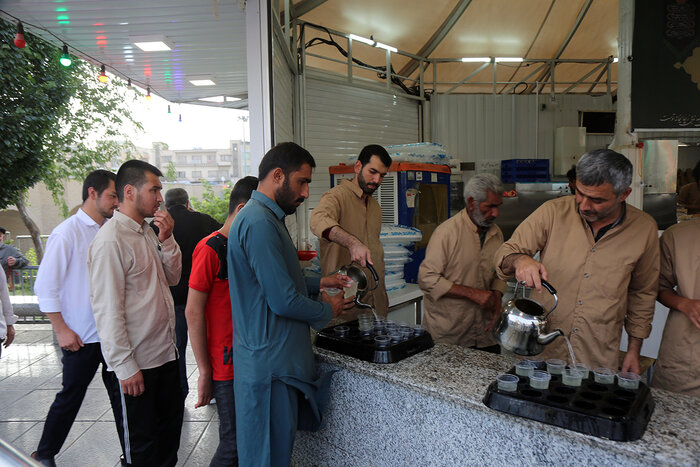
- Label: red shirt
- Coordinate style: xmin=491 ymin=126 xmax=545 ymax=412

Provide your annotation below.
xmin=189 ymin=232 xmax=233 ymax=381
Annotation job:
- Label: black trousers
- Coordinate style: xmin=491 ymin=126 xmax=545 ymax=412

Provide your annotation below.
xmin=105 ymin=359 xmax=184 ymax=467
xmin=36 ymin=343 xmax=121 ymax=460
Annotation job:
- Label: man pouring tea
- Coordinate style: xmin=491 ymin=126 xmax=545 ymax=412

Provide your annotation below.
xmin=494 ymin=150 xmax=659 ymax=374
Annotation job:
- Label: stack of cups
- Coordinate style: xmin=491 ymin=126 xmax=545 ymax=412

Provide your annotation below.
xmin=358 ymin=313 xmax=373 ymax=334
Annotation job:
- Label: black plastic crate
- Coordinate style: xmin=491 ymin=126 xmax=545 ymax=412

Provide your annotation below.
xmin=483 ymin=366 xmax=655 ymax=441
xmin=315 ymin=320 xmax=434 ymax=364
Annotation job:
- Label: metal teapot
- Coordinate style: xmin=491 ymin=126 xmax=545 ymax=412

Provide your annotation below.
xmin=492 ymin=279 xmax=563 ymax=356
xmin=332 ymin=262 xmax=379 ymax=309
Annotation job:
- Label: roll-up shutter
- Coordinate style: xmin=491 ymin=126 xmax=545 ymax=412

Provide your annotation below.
xmin=272 ymin=30 xmax=294 ymax=145
xmin=304 ymin=73 xmax=420 ymax=217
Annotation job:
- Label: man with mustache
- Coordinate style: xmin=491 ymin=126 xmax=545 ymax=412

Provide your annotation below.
xmin=418 ymin=174 xmax=506 ymax=353
xmin=87 ymin=160 xmax=183 ymax=466
xmin=494 ymin=149 xmax=660 ymax=374
xmin=310 ymin=144 xmax=392 ymax=318
xmin=227 ymin=142 xmax=353 ymax=466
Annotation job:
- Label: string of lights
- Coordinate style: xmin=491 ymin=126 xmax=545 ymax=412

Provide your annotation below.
xmin=1 ymin=9 xmax=156 ymax=98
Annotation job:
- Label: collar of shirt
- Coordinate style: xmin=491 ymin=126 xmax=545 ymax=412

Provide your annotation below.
xmin=585 ymin=202 xmax=627 ymax=242
xmin=76 ymin=208 xmax=100 ymax=228
xmin=251 ymin=190 xmax=285 ymax=220
xmin=113 ymin=210 xmax=148 ymax=234
xmin=339 ymin=179 xmax=365 ymax=199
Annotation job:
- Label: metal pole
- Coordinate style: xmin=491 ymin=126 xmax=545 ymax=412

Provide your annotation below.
xmin=348 ymin=37 xmax=353 ymax=83
xmin=386 ymin=49 xmax=392 ymax=89
xmin=493 ymin=60 xmax=497 ymax=94
xmin=535 ymin=82 xmax=539 ymax=158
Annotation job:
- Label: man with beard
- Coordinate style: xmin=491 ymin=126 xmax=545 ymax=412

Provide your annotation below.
xmin=227 ymin=142 xmax=353 ymax=466
xmin=87 ymin=160 xmax=183 ymax=466
xmin=32 ymin=170 xmax=122 ymax=467
xmin=418 ymin=174 xmax=506 ymax=353
xmin=310 ymin=144 xmax=392 ymax=318
xmin=494 ymin=149 xmax=659 ymax=374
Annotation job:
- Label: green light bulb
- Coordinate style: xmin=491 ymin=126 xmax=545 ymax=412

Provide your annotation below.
xmin=59 ymin=45 xmax=72 ymax=67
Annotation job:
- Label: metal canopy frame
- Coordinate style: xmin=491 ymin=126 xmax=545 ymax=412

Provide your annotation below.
xmin=295 ymin=20 xmax=616 ymax=97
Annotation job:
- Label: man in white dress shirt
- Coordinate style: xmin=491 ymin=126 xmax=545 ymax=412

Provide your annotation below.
xmin=32 ymin=170 xmax=120 ymax=467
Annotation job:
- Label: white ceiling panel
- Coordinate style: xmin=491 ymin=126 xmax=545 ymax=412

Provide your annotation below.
xmin=0 ymin=0 xmax=248 ymax=108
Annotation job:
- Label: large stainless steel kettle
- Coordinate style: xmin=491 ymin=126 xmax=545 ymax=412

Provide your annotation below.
xmin=332 ymin=262 xmax=379 ymax=309
xmin=492 ymin=279 xmax=563 ymax=356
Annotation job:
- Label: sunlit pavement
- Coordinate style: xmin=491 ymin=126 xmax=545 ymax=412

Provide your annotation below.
xmin=0 ymin=324 xmax=221 ymax=466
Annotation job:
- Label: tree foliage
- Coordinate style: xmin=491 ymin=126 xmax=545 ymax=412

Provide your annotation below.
xmin=0 ymin=17 xmax=142 ymax=212
xmin=191 ymin=183 xmax=231 ymax=225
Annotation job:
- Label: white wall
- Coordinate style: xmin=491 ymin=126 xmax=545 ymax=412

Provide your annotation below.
xmin=431 ymin=93 xmax=614 ymax=171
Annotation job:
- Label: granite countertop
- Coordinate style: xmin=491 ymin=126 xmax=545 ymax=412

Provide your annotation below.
xmin=314 ymin=343 xmax=700 ymax=465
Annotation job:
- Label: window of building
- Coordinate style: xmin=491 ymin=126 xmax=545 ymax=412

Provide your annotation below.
xmin=161 ymin=155 xmax=172 ymax=163
xmin=220 ymin=154 xmax=232 ymax=162
xmin=176 ymin=171 xmax=186 ymax=179
xmin=191 ymin=170 xmax=202 ymax=178
xmin=177 ymin=155 xmax=187 ymax=164
xmin=192 ymin=155 xmax=202 ymax=163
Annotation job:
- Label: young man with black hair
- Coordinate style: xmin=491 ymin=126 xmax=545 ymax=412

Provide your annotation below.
xmin=185 ymin=176 xmax=258 ymax=467
xmin=32 ymin=170 xmax=121 ymax=466
xmin=227 ymin=142 xmax=353 ymax=465
xmin=310 ymin=144 xmax=392 ymax=317
xmin=87 ymin=160 xmax=183 ymax=466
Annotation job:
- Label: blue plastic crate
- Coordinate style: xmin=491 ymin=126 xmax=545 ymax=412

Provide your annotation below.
xmin=501 ymin=159 xmax=550 ymax=183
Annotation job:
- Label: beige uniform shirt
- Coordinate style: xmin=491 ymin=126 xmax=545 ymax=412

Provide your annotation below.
xmin=652 ymin=220 xmax=700 ymax=396
xmin=418 ymin=209 xmax=507 ymax=348
xmin=494 ymin=196 xmax=660 ymax=369
xmin=87 ymin=211 xmax=182 ymax=380
xmin=310 ymin=179 xmax=387 ymax=317
xmin=678 ymin=182 xmax=700 ymax=213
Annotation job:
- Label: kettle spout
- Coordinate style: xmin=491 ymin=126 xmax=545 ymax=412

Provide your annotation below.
xmin=537 ymin=329 xmax=563 ymax=346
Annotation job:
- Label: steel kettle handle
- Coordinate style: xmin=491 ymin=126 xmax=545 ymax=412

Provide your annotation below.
xmin=365 ymin=263 xmax=379 ymax=291
xmin=541 ymin=279 xmax=558 ymax=318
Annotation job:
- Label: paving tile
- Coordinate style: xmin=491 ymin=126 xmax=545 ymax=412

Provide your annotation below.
xmin=176 ymin=421 xmax=209 ymax=467
xmin=0 ymin=366 xmax=63 ymax=392
xmin=0 ymin=390 xmax=31 ymax=407
xmin=11 ymin=420 xmax=93 ymax=459
xmin=0 ymin=324 xmax=225 ymax=466
xmin=0 ymin=421 xmax=38 ymax=443
xmin=179 ymin=420 xmax=222 ymax=467
xmin=2 ymin=390 xmax=60 ymax=421
xmin=56 ymin=421 xmax=122 ymax=466
xmin=1 ymin=387 xmax=110 ymax=423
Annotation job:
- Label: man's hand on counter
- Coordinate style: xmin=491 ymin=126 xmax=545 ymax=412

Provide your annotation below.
xmin=621 ymin=336 xmax=642 ymax=374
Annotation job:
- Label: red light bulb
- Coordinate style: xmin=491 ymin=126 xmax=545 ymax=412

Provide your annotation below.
xmin=14 ymin=21 xmax=26 ymax=48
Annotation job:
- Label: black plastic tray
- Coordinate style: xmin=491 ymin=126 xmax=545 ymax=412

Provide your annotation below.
xmin=315 ymin=320 xmax=434 ymax=363
xmin=483 ymin=366 xmax=655 ymax=441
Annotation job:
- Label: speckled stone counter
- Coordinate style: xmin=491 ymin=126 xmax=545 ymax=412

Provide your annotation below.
xmin=291 ymin=344 xmax=699 ymax=466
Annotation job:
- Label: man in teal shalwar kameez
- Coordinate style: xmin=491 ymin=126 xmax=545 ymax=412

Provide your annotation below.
xmin=228 ymin=142 xmax=350 ymax=466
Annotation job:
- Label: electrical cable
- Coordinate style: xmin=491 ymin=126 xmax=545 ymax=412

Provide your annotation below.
xmin=298 ymin=22 xmax=419 ymax=96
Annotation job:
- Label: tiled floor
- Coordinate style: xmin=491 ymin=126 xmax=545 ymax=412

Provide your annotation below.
xmin=0 ymin=324 xmax=221 ymax=466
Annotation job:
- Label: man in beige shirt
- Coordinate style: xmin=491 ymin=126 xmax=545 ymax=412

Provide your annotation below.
xmin=419 ymin=174 xmax=506 ymax=352
xmin=494 ymin=149 xmax=659 ymax=373
xmin=88 ymin=160 xmax=183 ymax=466
xmin=653 ymin=220 xmax=700 ymax=396
xmin=678 ymin=161 xmax=700 ymax=214
xmin=310 ymin=144 xmax=392 ymax=317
